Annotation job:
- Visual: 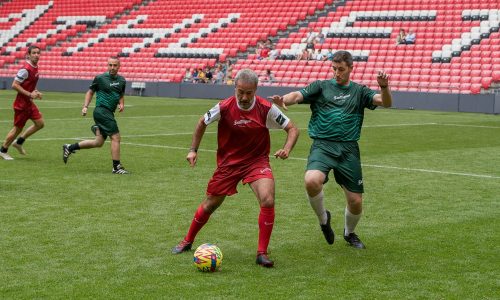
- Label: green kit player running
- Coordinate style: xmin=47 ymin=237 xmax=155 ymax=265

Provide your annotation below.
xmin=269 ymin=50 xmax=392 ymax=249
xmin=62 ymin=57 xmax=129 ymax=174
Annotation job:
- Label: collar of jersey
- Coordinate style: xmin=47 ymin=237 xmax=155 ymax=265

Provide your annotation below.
xmin=331 ymin=80 xmax=351 ymax=89
xmin=26 ymin=60 xmax=38 ymax=68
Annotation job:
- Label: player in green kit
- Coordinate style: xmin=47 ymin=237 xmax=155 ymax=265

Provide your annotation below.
xmin=62 ymin=57 xmax=129 ymax=174
xmin=269 ymin=50 xmax=392 ymax=249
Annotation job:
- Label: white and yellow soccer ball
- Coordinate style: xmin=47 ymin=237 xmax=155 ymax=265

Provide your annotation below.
xmin=193 ymin=243 xmax=223 ymax=272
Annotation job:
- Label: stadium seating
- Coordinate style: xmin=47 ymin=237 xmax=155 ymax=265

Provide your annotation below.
xmin=0 ymin=0 xmax=499 ymax=94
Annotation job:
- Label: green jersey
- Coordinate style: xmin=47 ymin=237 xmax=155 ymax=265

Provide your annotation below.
xmin=89 ymin=72 xmax=126 ymax=112
xmin=300 ymin=80 xmax=377 ymax=141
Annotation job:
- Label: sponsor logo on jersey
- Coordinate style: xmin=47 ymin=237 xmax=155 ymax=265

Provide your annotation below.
xmin=333 ymin=94 xmax=350 ymax=105
xmin=333 ymin=94 xmax=351 ymax=100
xmin=110 ymin=82 xmax=120 ymax=87
xmin=234 ymin=119 xmax=252 ymax=126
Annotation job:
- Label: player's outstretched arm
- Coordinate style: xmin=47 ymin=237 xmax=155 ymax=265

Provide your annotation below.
xmin=268 ymin=91 xmax=303 ymax=111
xmin=274 ymin=120 xmax=299 ymax=159
xmin=186 ymin=116 xmax=207 ymax=167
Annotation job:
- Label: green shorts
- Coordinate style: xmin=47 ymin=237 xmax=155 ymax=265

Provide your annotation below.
xmin=92 ymin=106 xmax=119 ymax=139
xmin=306 ymin=139 xmax=364 ymax=193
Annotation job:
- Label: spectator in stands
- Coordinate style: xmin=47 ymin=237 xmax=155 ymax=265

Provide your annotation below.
xmin=297 ymin=49 xmax=311 ymax=61
xmin=62 ymin=56 xmax=129 ymax=174
xmin=192 ymin=68 xmax=199 ymax=83
xmin=225 ymin=75 xmax=234 ymax=85
xmin=268 ymin=46 xmax=280 ymax=60
xmin=315 ymin=33 xmax=325 ymax=45
xmin=183 ymin=68 xmax=193 ymax=82
xmin=227 ymin=64 xmax=234 ymax=77
xmin=405 ymin=30 xmax=416 ymax=44
xmin=313 ymin=49 xmax=324 ymax=61
xmin=214 ymin=65 xmax=225 ymax=84
xmin=256 ymin=40 xmax=266 ymax=59
xmin=259 ymin=46 xmax=270 ymax=60
xmin=197 ymin=68 xmax=206 ymax=83
xmin=306 ymin=41 xmax=315 ymax=51
xmin=205 ymin=67 xmax=213 ymax=83
xmin=262 ymin=69 xmax=276 ymax=84
xmin=0 ymin=45 xmax=44 ymax=161
xmin=269 ymin=50 xmax=392 ymax=250
xmin=323 ymin=49 xmax=334 ymax=61
xmin=302 ymin=27 xmax=318 ymax=44
xmin=395 ymin=28 xmax=406 ymax=45
xmin=265 ymin=38 xmax=273 ymax=48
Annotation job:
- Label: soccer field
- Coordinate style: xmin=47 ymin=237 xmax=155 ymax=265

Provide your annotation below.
xmin=0 ymin=90 xmax=499 ymax=299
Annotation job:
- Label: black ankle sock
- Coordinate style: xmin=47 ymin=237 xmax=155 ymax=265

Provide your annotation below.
xmin=16 ymin=137 xmax=25 ymax=145
xmin=0 ymin=146 xmax=7 ymax=153
xmin=113 ymin=160 xmax=120 ymax=169
xmin=69 ymin=143 xmax=80 ymax=151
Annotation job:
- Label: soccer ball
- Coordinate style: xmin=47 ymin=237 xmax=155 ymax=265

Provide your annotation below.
xmin=193 ymin=243 xmax=223 ymax=272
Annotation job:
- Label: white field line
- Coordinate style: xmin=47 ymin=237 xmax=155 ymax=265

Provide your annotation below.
xmin=0 ymin=114 xmax=201 ymax=123
xmin=4 ymin=122 xmax=499 ymax=179
xmin=118 ymin=142 xmax=500 ymax=180
xmin=438 ymin=123 xmax=500 ymax=129
xmin=285 ymin=156 xmax=500 ymax=179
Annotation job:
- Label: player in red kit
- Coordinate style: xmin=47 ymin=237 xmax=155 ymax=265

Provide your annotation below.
xmin=0 ymin=45 xmax=44 ymax=160
xmin=172 ymin=69 xmax=299 ymax=267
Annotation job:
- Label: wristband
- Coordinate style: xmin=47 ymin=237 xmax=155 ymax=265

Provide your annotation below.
xmin=189 ymin=147 xmax=198 ymax=153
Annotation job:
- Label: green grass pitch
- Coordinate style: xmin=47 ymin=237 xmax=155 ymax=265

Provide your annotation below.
xmin=0 ymin=90 xmax=499 ymax=299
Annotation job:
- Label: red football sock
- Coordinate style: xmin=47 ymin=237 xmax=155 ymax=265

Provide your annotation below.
xmin=257 ymin=206 xmax=275 ymax=254
xmin=185 ymin=204 xmax=211 ymax=242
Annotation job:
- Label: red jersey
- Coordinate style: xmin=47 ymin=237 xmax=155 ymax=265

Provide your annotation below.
xmin=13 ymin=61 xmax=39 ymax=110
xmin=204 ymin=95 xmax=290 ymax=167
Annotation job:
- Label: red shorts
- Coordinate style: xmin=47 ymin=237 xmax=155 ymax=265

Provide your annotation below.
xmin=14 ymin=105 xmax=42 ymax=128
xmin=206 ymin=160 xmax=274 ymax=196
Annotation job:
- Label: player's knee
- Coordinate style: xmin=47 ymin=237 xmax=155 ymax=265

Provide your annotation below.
xmin=304 ymin=178 xmax=322 ymax=193
xmin=110 ymin=134 xmax=121 ymax=142
xmin=260 ymin=197 xmax=275 ymax=208
xmin=202 ymin=198 xmax=222 ymax=213
xmin=347 ymin=194 xmax=363 ymax=207
xmin=95 ymin=139 xmax=105 ymax=147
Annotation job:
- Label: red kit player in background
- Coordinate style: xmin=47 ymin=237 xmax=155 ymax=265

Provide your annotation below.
xmin=0 ymin=45 xmax=44 ymax=160
xmin=172 ymin=69 xmax=299 ymax=267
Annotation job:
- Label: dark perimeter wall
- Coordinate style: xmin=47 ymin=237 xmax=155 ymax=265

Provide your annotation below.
xmin=1 ymin=77 xmax=499 ymax=114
